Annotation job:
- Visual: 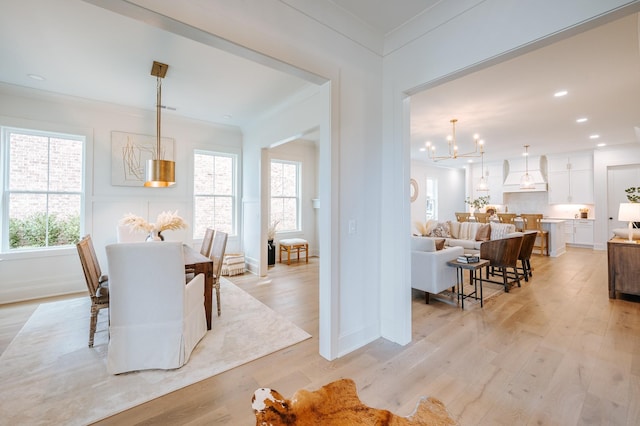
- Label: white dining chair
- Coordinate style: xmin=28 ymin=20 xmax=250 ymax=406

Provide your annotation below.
xmin=105 ymin=242 xmax=207 ymax=374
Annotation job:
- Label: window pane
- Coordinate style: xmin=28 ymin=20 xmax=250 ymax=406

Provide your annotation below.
xmin=194 ymin=153 xmax=214 ymax=194
xmin=281 ymin=198 xmax=298 ymax=231
xmin=49 ymin=138 xmax=83 ymax=192
xmin=282 ymin=163 xmax=297 ymax=196
xmin=194 ymin=196 xmax=214 ymax=237
xmin=9 ymin=133 xmax=48 ymax=191
xmin=48 ymin=194 xmax=81 ymax=246
xmin=9 ymin=193 xmax=47 ymax=248
xmin=214 ymin=156 xmax=233 ymax=195
xmin=213 ymin=196 xmax=233 ymax=233
xmin=271 ymin=162 xmax=283 ymax=196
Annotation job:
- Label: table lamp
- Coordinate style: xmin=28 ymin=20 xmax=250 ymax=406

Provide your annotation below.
xmin=618 ymin=203 xmax=640 ymax=243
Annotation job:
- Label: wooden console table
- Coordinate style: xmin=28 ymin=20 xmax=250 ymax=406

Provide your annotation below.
xmin=607 ymin=238 xmax=640 ymax=299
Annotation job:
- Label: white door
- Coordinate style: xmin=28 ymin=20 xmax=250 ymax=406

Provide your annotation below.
xmin=607 ymin=164 xmax=640 ymax=237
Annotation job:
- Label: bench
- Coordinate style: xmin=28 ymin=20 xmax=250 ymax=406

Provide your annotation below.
xmin=279 ymin=238 xmax=308 ymax=265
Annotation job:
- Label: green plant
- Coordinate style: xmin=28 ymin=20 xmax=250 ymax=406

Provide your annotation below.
xmin=465 ymin=195 xmax=490 ymax=210
xmin=625 ymin=186 xmax=640 ymax=203
xmin=9 ymin=213 xmax=80 ymax=249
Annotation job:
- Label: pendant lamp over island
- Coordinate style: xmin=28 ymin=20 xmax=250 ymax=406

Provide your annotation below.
xmin=145 ymin=61 xmax=175 ymax=187
xmin=520 ymin=144 xmax=535 ymax=190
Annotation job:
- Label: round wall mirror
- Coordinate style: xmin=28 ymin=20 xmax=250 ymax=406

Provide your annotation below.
xmin=410 ymin=178 xmax=418 ymax=202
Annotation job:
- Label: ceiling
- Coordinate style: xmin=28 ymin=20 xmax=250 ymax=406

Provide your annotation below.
xmin=1 ymin=0 xmax=639 ymax=162
xmin=410 ymin=12 xmax=640 ymax=165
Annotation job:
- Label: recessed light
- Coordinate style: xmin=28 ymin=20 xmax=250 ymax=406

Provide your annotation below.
xmin=419 ymin=147 xmax=426 ymax=152
xmin=27 ymin=74 xmax=45 ymax=81
xmin=222 ymin=114 xmax=232 ymax=120
xmin=589 ymin=134 xmax=600 ymax=139
xmin=597 ymin=143 xmax=606 ymax=147
xmin=576 ymin=117 xmax=588 ymax=123
xmin=554 ymin=90 xmax=568 ymax=97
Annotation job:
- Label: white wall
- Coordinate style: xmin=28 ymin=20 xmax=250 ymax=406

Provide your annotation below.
xmin=410 ymin=161 xmax=465 ymax=231
xmin=594 ymin=143 xmax=640 ymax=249
xmin=0 ymin=84 xmax=242 ymax=303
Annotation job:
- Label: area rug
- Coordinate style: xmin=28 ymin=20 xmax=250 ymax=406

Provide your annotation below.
xmin=252 ymin=378 xmax=458 ymax=425
xmin=433 ymin=280 xmax=505 ymax=307
xmin=0 ymin=279 xmax=311 ymax=425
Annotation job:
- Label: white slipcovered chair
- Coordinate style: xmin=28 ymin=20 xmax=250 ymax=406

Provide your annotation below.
xmin=411 ymin=236 xmax=464 ymax=304
xmin=105 ymin=242 xmax=207 ymax=374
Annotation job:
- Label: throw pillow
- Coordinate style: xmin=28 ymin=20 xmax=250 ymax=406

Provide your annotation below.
xmin=435 ymin=238 xmax=446 ymax=250
xmin=448 ymin=221 xmax=460 ymax=239
xmin=429 ymin=222 xmax=451 ymax=238
xmin=425 ymin=219 xmax=439 ymax=235
xmin=475 ymin=223 xmax=491 ymax=241
xmin=490 ymin=222 xmax=512 ymax=240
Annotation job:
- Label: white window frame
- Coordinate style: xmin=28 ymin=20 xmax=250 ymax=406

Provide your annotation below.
xmin=1 ymin=125 xmax=86 ymax=254
xmin=270 ymin=159 xmax=301 ymax=233
xmin=192 ymin=149 xmax=238 ymax=238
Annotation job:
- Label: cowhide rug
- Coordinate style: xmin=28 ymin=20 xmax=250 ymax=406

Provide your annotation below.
xmin=252 ymin=378 xmax=458 ymax=425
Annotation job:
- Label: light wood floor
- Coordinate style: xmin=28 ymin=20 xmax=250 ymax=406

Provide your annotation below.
xmin=2 ymin=247 xmax=640 ymax=425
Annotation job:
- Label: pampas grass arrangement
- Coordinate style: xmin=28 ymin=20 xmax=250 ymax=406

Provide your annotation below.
xmin=120 ymin=211 xmax=188 ymax=233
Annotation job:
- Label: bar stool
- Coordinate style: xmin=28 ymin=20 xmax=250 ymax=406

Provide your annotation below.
xmin=520 ymin=214 xmax=549 ymax=256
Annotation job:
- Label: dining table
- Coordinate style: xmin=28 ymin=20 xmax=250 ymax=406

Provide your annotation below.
xmin=183 ymin=244 xmax=214 ymax=330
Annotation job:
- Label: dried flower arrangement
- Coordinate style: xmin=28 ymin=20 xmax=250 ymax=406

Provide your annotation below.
xmin=120 ymin=211 xmax=188 ymax=233
xmin=267 ymin=220 xmax=280 ymax=240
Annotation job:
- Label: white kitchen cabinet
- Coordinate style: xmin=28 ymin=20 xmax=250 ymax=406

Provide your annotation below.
xmin=556 ymin=218 xmax=594 ymax=246
xmin=547 ymin=152 xmax=594 ymax=204
xmin=573 ymin=219 xmax=594 ymax=245
xmin=563 ymin=219 xmax=574 ymax=244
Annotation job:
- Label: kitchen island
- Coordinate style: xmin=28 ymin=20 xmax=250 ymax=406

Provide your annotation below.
xmin=514 ymin=218 xmax=566 ymax=257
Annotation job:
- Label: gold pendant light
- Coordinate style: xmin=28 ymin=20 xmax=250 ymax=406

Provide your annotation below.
xmin=145 ymin=61 xmax=176 ymax=187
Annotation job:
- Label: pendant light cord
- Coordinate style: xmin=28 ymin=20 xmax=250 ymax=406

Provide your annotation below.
xmin=156 ymin=76 xmax=162 ymax=160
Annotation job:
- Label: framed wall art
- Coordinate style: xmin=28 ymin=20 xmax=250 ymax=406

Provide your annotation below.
xmin=111 ymin=131 xmax=175 ymax=186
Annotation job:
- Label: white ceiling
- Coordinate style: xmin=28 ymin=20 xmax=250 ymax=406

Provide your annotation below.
xmin=1 ymin=0 xmax=639 ymax=163
xmin=410 ymin=12 xmax=640 ymax=165
xmin=0 ymin=0 xmax=315 ymax=129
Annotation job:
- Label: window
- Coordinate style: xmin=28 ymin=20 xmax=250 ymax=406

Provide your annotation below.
xmin=425 ymin=177 xmax=437 ymax=221
xmin=193 ymin=151 xmax=236 ymax=238
xmin=270 ymin=160 xmax=300 ymax=232
xmin=2 ymin=127 xmax=84 ymax=251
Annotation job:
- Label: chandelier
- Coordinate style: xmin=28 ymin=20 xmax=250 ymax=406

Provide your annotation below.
xmin=425 ymin=119 xmax=485 ymax=161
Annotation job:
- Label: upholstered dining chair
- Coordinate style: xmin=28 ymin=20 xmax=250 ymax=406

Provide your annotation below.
xmin=479 ymin=235 xmax=523 ymax=292
xmin=455 ymin=212 xmax=471 ymax=222
xmin=76 ymin=235 xmax=109 ymax=348
xmin=517 ymin=231 xmax=538 ymax=282
xmin=105 ymin=242 xmax=207 ymax=374
xmin=520 ymin=214 xmax=549 ymax=256
xmin=210 ymin=230 xmax=228 ymax=316
xmin=186 ymin=228 xmax=215 ymax=277
xmin=200 ymin=227 xmax=215 ymax=258
xmin=116 ymin=225 xmax=146 ymax=243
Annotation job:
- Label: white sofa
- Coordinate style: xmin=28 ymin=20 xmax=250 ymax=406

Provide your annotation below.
xmin=411 ymin=236 xmax=464 ymax=303
xmin=417 ymin=220 xmax=518 ymax=251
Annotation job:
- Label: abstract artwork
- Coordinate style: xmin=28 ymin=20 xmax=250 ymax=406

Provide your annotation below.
xmin=111 ymin=131 xmax=175 ymax=186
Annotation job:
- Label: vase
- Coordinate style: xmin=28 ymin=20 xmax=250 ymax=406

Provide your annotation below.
xmin=268 ymin=239 xmax=276 ymax=266
xmin=146 ymin=230 xmax=164 ymax=241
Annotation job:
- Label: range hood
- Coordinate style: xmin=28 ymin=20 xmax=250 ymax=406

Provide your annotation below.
xmin=502 ymin=155 xmax=548 ymax=192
